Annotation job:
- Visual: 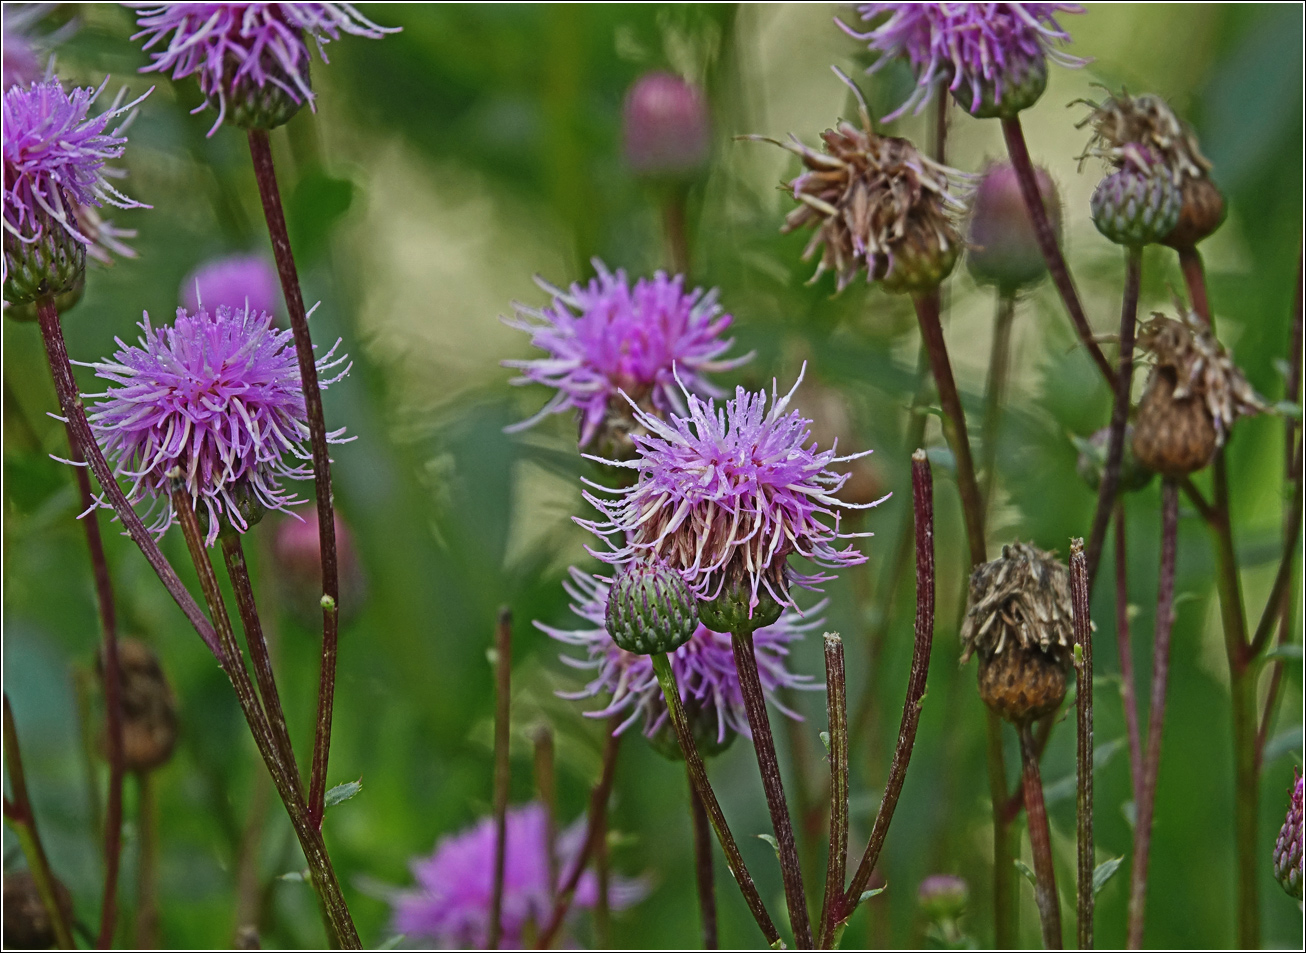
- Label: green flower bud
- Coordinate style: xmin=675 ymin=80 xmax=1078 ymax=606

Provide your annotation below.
xmin=605 ymin=560 xmax=698 ymax=655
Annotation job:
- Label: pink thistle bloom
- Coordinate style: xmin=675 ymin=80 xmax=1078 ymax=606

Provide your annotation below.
xmin=131 ymin=3 xmax=397 ymax=134
xmin=2 ymin=78 xmax=150 ymax=285
xmin=79 ymin=303 xmax=350 ymax=547
xmin=579 ymin=368 xmax=886 ymax=615
xmin=390 ymin=802 xmax=645 ymax=948
xmin=1275 ymin=770 xmax=1304 ymax=900
xmin=539 ymin=567 xmax=821 ymax=744
xmin=2 ymin=4 xmax=48 ymax=91
xmin=181 ymin=252 xmax=280 ymax=316
xmin=842 ymin=3 xmax=1084 ymax=121
xmin=502 ymin=260 xmax=750 ymax=447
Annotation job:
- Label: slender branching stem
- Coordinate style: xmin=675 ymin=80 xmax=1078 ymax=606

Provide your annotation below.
xmin=1126 ymin=480 xmax=1178 ymax=949
xmin=817 ymin=634 xmax=850 ymax=949
xmin=1000 ymin=116 xmax=1113 ymax=384
xmin=246 ymin=129 xmax=342 ymax=827
xmin=1114 ymin=505 xmax=1143 ymax=806
xmin=1001 ymin=716 xmax=1056 ymax=825
xmin=1085 ymin=246 xmax=1142 ymax=589
xmin=3 ymin=695 xmax=76 ymax=950
xmin=663 ymin=187 xmax=691 ymax=277
xmin=840 ymin=450 xmax=936 ymax=929
xmin=1070 ymin=539 xmax=1094 ymax=950
xmin=594 ymin=802 xmax=612 ymax=948
xmin=532 ymin=725 xmax=559 ymax=896
xmin=535 ymin=721 xmax=622 ymax=949
xmin=650 ymin=653 xmax=781 ymax=946
xmin=1019 ymin=722 xmax=1063 ymax=950
xmin=981 ymin=293 xmax=1016 ymax=511
xmin=1177 ymin=247 xmax=1211 ymax=329
xmin=689 ymin=772 xmax=720 ymax=949
xmin=988 ymin=711 xmax=1019 ymax=949
xmin=489 ymin=608 xmax=512 ymax=949
xmin=731 ymin=628 xmax=813 ymax=949
xmin=134 ymin=772 xmax=160 ymax=949
xmin=222 ymin=535 xmax=301 ymax=792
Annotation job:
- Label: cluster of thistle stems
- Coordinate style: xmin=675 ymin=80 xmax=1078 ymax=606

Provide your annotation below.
xmin=7 ymin=129 xmax=360 ymax=948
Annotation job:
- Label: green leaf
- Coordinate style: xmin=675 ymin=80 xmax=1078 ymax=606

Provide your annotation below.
xmin=1014 ymin=859 xmax=1037 ymax=888
xmin=325 ymin=778 xmax=363 ymax=809
xmin=756 ymin=833 xmax=780 ymax=859
xmin=1093 ymin=856 xmax=1125 ymax=897
xmin=819 ymin=730 xmax=831 ymax=753
xmin=287 ymin=165 xmax=355 ymax=264
xmin=1262 ymin=644 xmax=1304 ymax=664
xmin=278 ymin=869 xmax=309 ymax=882
xmin=1264 ymin=724 xmax=1303 ymax=763
xmin=1272 ymin=399 xmax=1303 ymax=420
xmin=857 ymin=885 xmax=887 ymax=904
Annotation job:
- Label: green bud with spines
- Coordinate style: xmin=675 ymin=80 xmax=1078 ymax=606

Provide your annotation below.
xmin=698 ymin=566 xmax=784 ymax=635
xmin=605 ymin=560 xmax=698 ymax=655
xmin=1090 ymin=148 xmax=1181 ymax=247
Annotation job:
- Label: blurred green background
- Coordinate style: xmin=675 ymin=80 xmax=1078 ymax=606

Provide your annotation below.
xmin=3 ymin=3 xmax=1302 ymax=949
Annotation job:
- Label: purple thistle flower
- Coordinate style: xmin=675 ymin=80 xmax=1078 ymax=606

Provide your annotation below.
xmin=390 ymin=802 xmax=645 ymax=949
xmin=181 ymin=252 xmax=280 ymax=316
xmin=539 ymin=567 xmax=821 ymax=745
xmin=3 ymin=78 xmax=150 ymax=289
xmin=79 ymin=303 xmax=350 ymax=547
xmin=579 ymin=367 xmax=885 ymax=615
xmin=842 ymin=3 xmax=1084 ymax=121
xmin=131 ymin=2 xmax=397 ymax=134
xmin=2 ymin=4 xmax=48 ymax=91
xmin=1274 ymin=770 xmax=1304 ymax=901
xmin=503 ymin=260 xmax=750 ymax=448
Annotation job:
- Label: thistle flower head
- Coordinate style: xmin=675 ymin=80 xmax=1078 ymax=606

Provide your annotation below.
xmin=918 ymin=874 xmax=969 ymax=920
xmin=966 ymin=160 xmax=1059 ymax=292
xmin=539 ymin=568 xmax=820 ymax=746
xmin=2 ymin=4 xmax=51 ymax=91
xmin=80 ymin=303 xmax=350 ymax=547
xmin=132 ymin=3 xmax=397 ymax=134
xmin=503 ymin=260 xmax=749 ymax=447
xmin=1274 ymin=770 xmax=1304 ymax=901
xmin=622 ymin=70 xmax=711 ymax=179
xmin=579 ymin=367 xmax=883 ymax=616
xmin=3 ymin=79 xmax=149 ymax=301
xmin=182 ymin=252 xmax=280 ymax=316
xmin=842 ymin=3 xmax=1085 ymax=121
xmin=390 ymin=802 xmax=644 ymax=948
xmin=757 ymin=74 xmax=971 ymax=295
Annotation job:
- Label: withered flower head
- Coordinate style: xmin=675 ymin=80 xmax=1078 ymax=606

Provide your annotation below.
xmin=1131 ymin=307 xmax=1267 ymax=477
xmin=1077 ymin=88 xmax=1224 ymax=247
xmin=754 ymin=70 xmax=970 ymax=295
xmin=960 ymin=542 xmax=1075 ymax=724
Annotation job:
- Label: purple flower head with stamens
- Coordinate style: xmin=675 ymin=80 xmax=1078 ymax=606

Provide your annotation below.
xmin=390 ymin=802 xmax=645 ymax=948
xmin=1274 ymin=770 xmax=1304 ymax=900
xmin=3 ymin=4 xmax=47 ymax=90
xmin=539 ymin=567 xmax=821 ymax=747
xmin=503 ymin=260 xmax=750 ymax=448
xmin=182 ymin=252 xmax=280 ymax=316
xmin=80 ymin=303 xmax=350 ymax=547
xmin=131 ymin=3 xmax=398 ymax=134
xmin=3 ymin=78 xmax=150 ymax=301
xmin=579 ymin=367 xmax=885 ymax=617
xmin=842 ymin=3 xmax=1085 ymax=121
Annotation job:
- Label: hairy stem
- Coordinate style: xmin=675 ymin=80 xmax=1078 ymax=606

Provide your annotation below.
xmin=3 ymin=695 xmax=75 ymax=950
xmin=689 ymin=772 xmax=720 ymax=949
xmin=817 ymin=634 xmax=850 ymax=949
xmin=246 ymin=129 xmax=342 ymax=827
xmin=489 ymin=608 xmax=512 ymax=949
xmin=650 ymin=653 xmax=780 ymax=946
xmin=1126 ymin=480 xmax=1178 ymax=948
xmin=731 ymin=628 xmax=813 ymax=948
xmin=841 ymin=450 xmax=935 ymax=926
xmin=1085 ymin=246 xmax=1142 ymax=590
xmin=1000 ymin=116 xmax=1113 ymax=384
xmin=1019 ymin=723 xmax=1063 ymax=950
xmin=1070 ymin=539 xmax=1094 ymax=950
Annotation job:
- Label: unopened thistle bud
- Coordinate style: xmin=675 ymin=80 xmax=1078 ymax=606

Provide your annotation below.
xmin=967 ymin=161 xmax=1059 ymax=293
xmin=1078 ymin=89 xmax=1224 ymax=248
xmin=98 ymin=637 xmax=179 ymax=773
xmin=622 ymin=71 xmax=710 ymax=181
xmin=1131 ymin=308 xmax=1266 ymax=477
xmin=2 ymin=871 xmax=73 ymax=950
xmin=605 ymin=560 xmax=699 ymax=655
xmin=961 ymin=542 xmax=1076 ymax=725
xmin=918 ymin=873 xmax=969 ymax=922
xmin=698 ymin=563 xmax=786 ymax=635
xmin=1274 ymin=770 xmax=1303 ymax=900
xmin=757 ymin=76 xmax=969 ymax=295
xmin=1073 ymin=425 xmax=1153 ymax=494
xmin=1089 ymin=147 xmax=1181 ymax=247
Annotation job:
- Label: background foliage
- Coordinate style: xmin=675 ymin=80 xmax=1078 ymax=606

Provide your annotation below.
xmin=3 ymin=3 xmax=1302 ymax=948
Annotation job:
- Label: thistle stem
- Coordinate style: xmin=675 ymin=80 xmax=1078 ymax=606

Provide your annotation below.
xmin=817 ymin=634 xmax=850 ymax=949
xmin=222 ymin=535 xmax=301 ymax=792
xmin=731 ymin=628 xmax=813 ymax=948
xmin=1084 ymin=246 xmax=1142 ymax=590
xmin=169 ymin=485 xmax=358 ymax=949
xmin=134 ymin=772 xmax=160 ymax=949
xmin=1114 ymin=505 xmax=1143 ymax=807
xmin=489 ymin=608 xmax=512 ymax=950
xmin=534 ymin=721 xmax=622 ymax=949
xmin=841 ymin=450 xmax=935 ymax=926
xmin=988 ymin=712 xmax=1019 ymax=949
xmin=1000 ymin=116 xmax=1113 ymax=384
xmin=3 ymin=695 xmax=75 ymax=950
xmin=981 ymin=293 xmax=1016 ymax=511
xmin=1125 ymin=480 xmax=1178 ymax=949
xmin=246 ymin=128 xmax=342 ymax=828
xmin=532 ymin=725 xmax=559 ymax=896
xmin=1019 ymin=722 xmax=1063 ymax=950
xmin=650 ymin=653 xmax=781 ymax=946
xmin=663 ymin=187 xmax=691 ymax=276
xmin=689 ymin=772 xmax=720 ymax=949
xmin=35 ymin=298 xmax=221 ymax=657
xmin=1069 ymin=539 xmax=1094 ymax=950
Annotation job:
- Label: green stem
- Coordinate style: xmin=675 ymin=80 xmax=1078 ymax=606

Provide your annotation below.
xmin=817 ymin=635 xmax=850 ymax=949
xmin=1069 ymin=539 xmax=1094 ymax=950
xmin=489 ymin=608 xmax=512 ymax=949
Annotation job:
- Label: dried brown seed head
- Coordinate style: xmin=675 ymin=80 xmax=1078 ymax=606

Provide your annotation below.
xmin=98 ymin=637 xmax=179 ymax=773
